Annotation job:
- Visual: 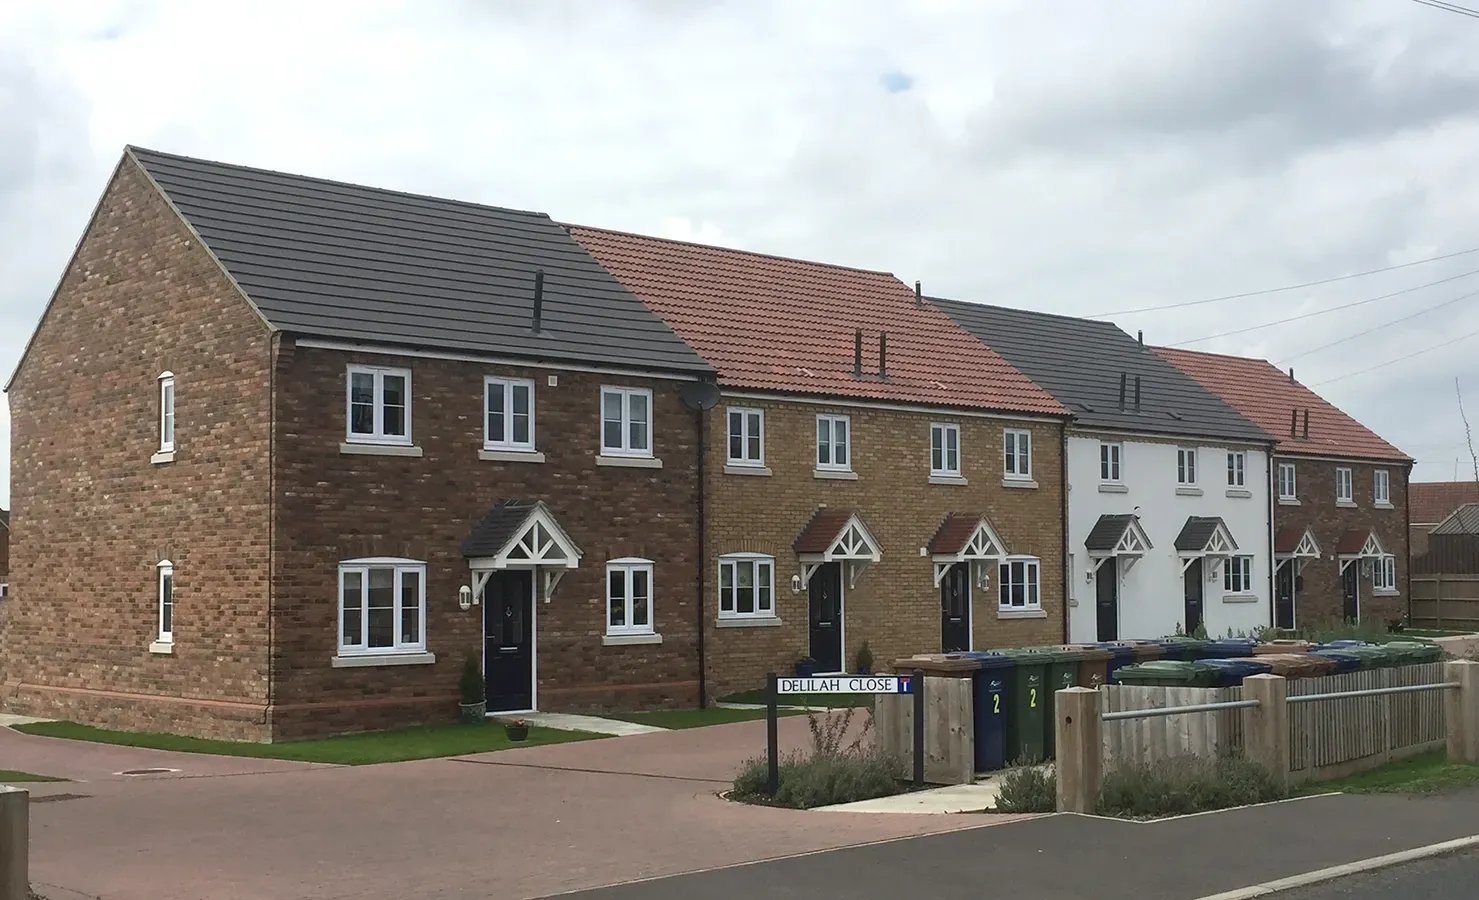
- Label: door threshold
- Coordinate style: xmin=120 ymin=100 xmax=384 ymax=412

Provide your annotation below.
xmin=486 ymin=709 xmax=535 ymax=717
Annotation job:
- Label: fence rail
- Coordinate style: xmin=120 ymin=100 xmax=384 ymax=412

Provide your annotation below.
xmin=1288 ymin=682 xmax=1459 ymax=704
xmin=1102 ymin=699 xmax=1259 ymax=721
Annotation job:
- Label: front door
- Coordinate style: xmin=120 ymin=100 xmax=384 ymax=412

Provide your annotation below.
xmin=809 ymin=562 xmax=844 ymax=673
xmin=484 ymin=570 xmax=534 ymax=712
xmin=1342 ymin=563 xmax=1360 ymax=622
xmin=1275 ymin=562 xmax=1296 ymax=630
xmin=1183 ymin=559 xmax=1204 ymax=636
xmin=1095 ymin=559 xmax=1118 ymax=641
xmin=941 ymin=562 xmax=971 ymax=652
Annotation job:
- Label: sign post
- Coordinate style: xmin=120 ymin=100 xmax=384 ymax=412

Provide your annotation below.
xmin=912 ymin=667 xmax=925 ymax=788
xmin=763 ymin=671 xmax=918 ymax=797
xmin=765 ymin=671 xmax=779 ymax=796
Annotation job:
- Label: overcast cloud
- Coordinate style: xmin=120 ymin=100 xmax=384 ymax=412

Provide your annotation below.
xmin=3 ymin=0 xmax=1479 ymax=507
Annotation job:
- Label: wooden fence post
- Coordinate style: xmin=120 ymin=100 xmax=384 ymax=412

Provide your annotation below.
xmin=0 ymin=786 xmax=27 ymax=900
xmin=1445 ymin=660 xmax=1479 ymax=764
xmin=1242 ymin=674 xmax=1290 ymax=789
xmin=1055 ymin=687 xmax=1101 ymax=814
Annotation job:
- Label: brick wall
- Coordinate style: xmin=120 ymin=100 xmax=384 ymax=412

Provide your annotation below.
xmin=269 ymin=344 xmax=703 ymax=737
xmin=1275 ymin=455 xmax=1410 ymax=627
xmin=1 ymin=157 xmax=276 ymax=740
xmin=703 ymin=396 xmax=1066 ymax=698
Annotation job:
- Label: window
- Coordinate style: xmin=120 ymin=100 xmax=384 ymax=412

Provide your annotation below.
xmin=718 ymin=554 xmax=775 ymax=619
xmin=1374 ymin=555 xmax=1397 ymax=593
xmin=1003 ymin=429 xmax=1032 ymax=479
xmin=601 ymin=387 xmax=652 ymax=456
xmin=1224 ymin=556 xmax=1253 ymax=594
xmin=1374 ymin=469 xmax=1390 ymax=506
xmin=157 ymin=560 xmax=174 ymax=643
xmin=1278 ymin=462 xmax=1297 ymax=500
xmin=1100 ymin=442 xmax=1122 ymax=482
xmin=930 ymin=423 xmax=961 ymax=477
xmin=816 ymin=414 xmax=851 ymax=470
xmin=606 ymin=559 xmax=654 ymax=635
xmin=1226 ymin=451 xmax=1245 ymax=487
xmin=727 ymin=407 xmax=765 ymax=466
xmin=346 ymin=366 xmax=411 ymax=444
xmin=1177 ymin=448 xmax=1198 ymax=485
xmin=1336 ymin=467 xmax=1353 ymax=504
xmin=337 ymin=559 xmax=426 ymax=655
xmin=158 ymin=372 xmax=175 ymax=452
xmin=998 ymin=557 xmax=1041 ymax=609
xmin=484 ymin=378 xmax=535 ymax=450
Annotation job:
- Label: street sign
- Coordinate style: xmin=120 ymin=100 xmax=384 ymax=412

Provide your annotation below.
xmin=777 ymin=675 xmax=913 ymax=695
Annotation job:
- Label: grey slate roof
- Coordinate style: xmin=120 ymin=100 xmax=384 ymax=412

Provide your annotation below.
xmin=127 ymin=147 xmax=711 ymax=375
xmin=1085 ymin=514 xmax=1138 ymax=552
xmin=462 ymin=500 xmax=541 ymax=558
xmin=1174 ymin=516 xmax=1229 ymax=552
xmin=930 ymin=298 xmax=1273 ymax=443
xmin=1434 ymin=503 xmax=1479 ymax=535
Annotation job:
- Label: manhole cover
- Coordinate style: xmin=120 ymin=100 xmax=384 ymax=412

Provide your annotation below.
xmin=115 ymin=767 xmax=180 ymax=776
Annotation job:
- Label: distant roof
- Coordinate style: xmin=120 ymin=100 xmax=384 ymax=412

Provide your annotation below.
xmin=1412 ymin=482 xmax=1479 ymax=525
xmin=1153 ymin=347 xmax=1409 ymax=463
xmin=566 ymin=227 xmax=1067 ymax=416
xmin=126 ymin=147 xmax=710 ymax=375
xmin=931 ymin=299 xmax=1271 ymax=443
xmin=1434 ymin=503 xmax=1479 ymax=535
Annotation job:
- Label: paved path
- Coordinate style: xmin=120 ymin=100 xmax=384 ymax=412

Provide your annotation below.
xmin=1270 ymin=849 xmax=1479 ymax=900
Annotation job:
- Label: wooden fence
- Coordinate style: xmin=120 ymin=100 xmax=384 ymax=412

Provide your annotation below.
xmin=1411 ymin=574 xmax=1479 ymax=631
xmin=1100 ymin=685 xmax=1245 ymax=764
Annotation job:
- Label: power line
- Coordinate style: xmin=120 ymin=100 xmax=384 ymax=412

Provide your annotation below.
xmin=1165 ymin=267 xmax=1479 ymax=347
xmin=1092 ymin=245 xmax=1479 ymax=317
xmin=1310 ymin=326 xmax=1479 ymax=387
xmin=1275 ymin=287 xmax=1479 ymax=364
xmin=1408 ymin=0 xmax=1479 ymax=20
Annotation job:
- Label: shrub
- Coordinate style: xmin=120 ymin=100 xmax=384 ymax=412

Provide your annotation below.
xmin=1097 ymin=754 xmax=1286 ymax=819
xmin=994 ymin=761 xmax=1056 ymax=813
xmin=730 ymin=707 xmax=904 ymax=809
xmin=855 ymin=641 xmax=874 ymax=674
xmin=459 ymin=654 xmax=484 ymax=705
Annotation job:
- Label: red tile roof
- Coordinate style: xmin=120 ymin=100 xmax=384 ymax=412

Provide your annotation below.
xmin=567 ymin=226 xmax=1067 ymax=416
xmin=928 ymin=514 xmax=982 ymax=556
xmin=1335 ymin=529 xmax=1373 ymax=555
xmin=1152 ymin=348 xmax=1409 ymax=463
xmin=793 ymin=508 xmax=855 ymax=554
xmin=1411 ymin=481 xmax=1479 ymax=525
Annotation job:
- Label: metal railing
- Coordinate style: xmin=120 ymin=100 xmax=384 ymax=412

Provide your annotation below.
xmin=1101 ymin=698 xmax=1260 ymax=722
xmin=1287 ymin=681 xmax=1461 ymax=704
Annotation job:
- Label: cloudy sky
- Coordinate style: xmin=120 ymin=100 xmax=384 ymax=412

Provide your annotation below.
xmin=3 ymin=0 xmax=1479 ymax=506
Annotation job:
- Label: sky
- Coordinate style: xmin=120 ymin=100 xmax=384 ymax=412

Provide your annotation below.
xmin=3 ymin=0 xmax=1479 ymax=507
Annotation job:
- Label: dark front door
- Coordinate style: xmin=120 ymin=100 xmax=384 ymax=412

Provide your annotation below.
xmin=1342 ymin=563 xmax=1360 ymax=622
xmin=1275 ymin=562 xmax=1296 ymax=630
xmin=809 ymin=562 xmax=844 ymax=673
xmin=484 ymin=570 xmax=534 ymax=712
xmin=1095 ymin=559 xmax=1118 ymax=641
xmin=1183 ymin=559 xmax=1204 ymax=636
xmin=941 ymin=562 xmax=971 ymax=652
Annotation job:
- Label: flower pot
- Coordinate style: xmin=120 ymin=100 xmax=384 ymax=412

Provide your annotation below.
xmin=504 ymin=723 xmax=529 ymax=742
xmin=795 ymin=661 xmax=816 ymax=678
xmin=459 ymin=701 xmax=486 ymax=723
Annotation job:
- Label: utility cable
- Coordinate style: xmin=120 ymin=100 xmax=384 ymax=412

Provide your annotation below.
xmin=1275 ymin=287 xmax=1479 ymax=364
xmin=1408 ymin=0 xmax=1479 ymax=20
xmin=1310 ymin=326 xmax=1479 ymax=386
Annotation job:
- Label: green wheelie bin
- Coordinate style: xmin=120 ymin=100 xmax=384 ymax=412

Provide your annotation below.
xmin=996 ymin=649 xmax=1049 ymax=764
xmin=1038 ymin=648 xmax=1082 ymax=758
xmin=1110 ymin=659 xmax=1220 ymax=687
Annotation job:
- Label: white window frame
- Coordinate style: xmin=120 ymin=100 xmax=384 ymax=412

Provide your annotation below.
xmin=157 ymin=560 xmax=174 ymax=644
xmin=606 ymin=558 xmax=655 ymax=636
xmin=726 ymin=407 xmax=765 ymax=467
xmin=337 ymin=558 xmax=427 ymax=656
xmin=1003 ymin=429 xmax=1032 ymax=480
xmin=1278 ymin=462 xmax=1297 ymax=500
xmin=998 ymin=556 xmax=1041 ymax=610
xmin=1224 ymin=555 xmax=1254 ymax=594
xmin=600 ymin=386 xmax=654 ymax=457
xmin=1177 ymin=448 xmax=1198 ymax=485
xmin=1226 ymin=451 xmax=1245 ymax=487
xmin=484 ymin=377 xmax=536 ymax=451
xmin=1373 ymin=555 xmax=1398 ymax=593
xmin=1374 ymin=469 xmax=1391 ymax=506
xmin=718 ymin=553 xmax=776 ymax=619
xmin=930 ymin=423 xmax=961 ymax=477
xmin=158 ymin=371 xmax=175 ymax=453
xmin=1336 ymin=467 xmax=1354 ymax=504
xmin=1100 ymin=441 xmax=1122 ymax=482
xmin=345 ymin=365 xmax=412 ymax=445
xmin=816 ymin=414 xmax=852 ymax=471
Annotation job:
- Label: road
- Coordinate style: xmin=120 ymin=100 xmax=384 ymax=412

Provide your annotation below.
xmin=1274 ymin=850 xmax=1479 ymax=900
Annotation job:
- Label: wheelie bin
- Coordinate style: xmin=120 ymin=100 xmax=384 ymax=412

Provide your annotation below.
xmin=1199 ymin=657 xmax=1273 ymax=687
xmin=1255 ymin=639 xmax=1315 ymax=655
xmin=996 ymin=649 xmax=1049 ymax=764
xmin=1093 ymin=643 xmax=1139 ymax=681
xmin=1383 ymin=641 xmax=1444 ymax=665
xmin=1257 ymin=653 xmax=1336 ymax=679
xmin=1155 ymin=637 xmax=1213 ymax=661
xmin=1062 ymin=644 xmax=1114 ymax=689
xmin=1312 ymin=649 xmax=1363 ymax=673
xmin=1202 ymin=638 xmax=1259 ymax=659
xmin=1039 ymin=648 xmax=1083 ymax=758
xmin=1111 ymin=660 xmax=1219 ymax=687
xmin=960 ymin=652 xmax=1014 ymax=772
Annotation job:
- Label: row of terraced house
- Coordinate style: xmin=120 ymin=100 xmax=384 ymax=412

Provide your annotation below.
xmin=0 ymin=148 xmax=1413 ymax=740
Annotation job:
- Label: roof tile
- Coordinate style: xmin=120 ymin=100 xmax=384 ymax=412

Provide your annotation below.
xmin=1412 ymin=482 xmax=1479 ymax=525
xmin=1335 ymin=529 xmax=1372 ymax=555
xmin=794 ymin=508 xmax=855 ymax=555
xmin=928 ymin=514 xmax=981 ymax=556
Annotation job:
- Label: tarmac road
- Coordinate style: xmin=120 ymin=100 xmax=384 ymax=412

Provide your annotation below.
xmin=1270 ymin=849 xmax=1479 ymax=900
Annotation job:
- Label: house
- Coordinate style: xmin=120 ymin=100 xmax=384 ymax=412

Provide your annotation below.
xmin=1 ymin=147 xmax=717 ymax=740
xmin=1410 ymin=482 xmax=1479 ymax=558
xmin=568 ymin=227 xmax=1071 ymax=695
xmin=1156 ymin=349 xmax=1411 ymax=629
xmin=931 ymin=301 xmax=1276 ymax=641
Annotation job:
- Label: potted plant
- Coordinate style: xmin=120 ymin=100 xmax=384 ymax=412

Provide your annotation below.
xmin=459 ymin=653 xmax=486 ymax=723
xmin=504 ymin=718 xmax=529 ymax=742
xmin=855 ymin=641 xmax=874 ymax=676
xmin=795 ymin=655 xmax=817 ymax=678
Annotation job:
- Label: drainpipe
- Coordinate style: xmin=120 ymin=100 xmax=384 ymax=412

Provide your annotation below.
xmin=1404 ymin=463 xmax=1412 ymax=625
xmin=696 ymin=403 xmax=708 ymax=708
xmin=1060 ymin=420 xmax=1070 ymax=644
xmin=1266 ymin=444 xmax=1276 ymax=629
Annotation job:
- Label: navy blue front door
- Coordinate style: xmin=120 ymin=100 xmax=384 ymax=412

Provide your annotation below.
xmin=808 ymin=563 xmax=844 ymax=673
xmin=941 ymin=563 xmax=971 ymax=652
xmin=485 ymin=570 xmax=533 ymax=712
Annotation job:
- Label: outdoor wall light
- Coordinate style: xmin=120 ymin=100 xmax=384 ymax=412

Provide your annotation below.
xmin=790 ymin=573 xmax=803 ymax=594
xmin=458 ymin=585 xmax=472 ymax=611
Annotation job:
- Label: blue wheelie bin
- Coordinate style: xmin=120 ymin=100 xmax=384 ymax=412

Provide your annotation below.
xmin=1093 ymin=643 xmax=1138 ymax=681
xmin=1199 ymin=657 xmax=1273 ymax=687
xmin=1312 ymin=649 xmax=1363 ymax=673
xmin=962 ymin=652 xmax=1013 ymax=772
xmin=1201 ymin=639 xmax=1258 ymax=659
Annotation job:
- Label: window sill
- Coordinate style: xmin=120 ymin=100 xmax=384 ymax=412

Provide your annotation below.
xmin=597 ymin=454 xmax=663 ymax=469
xmin=479 ymin=448 xmax=545 ymax=463
xmin=1221 ymin=594 xmax=1260 ymax=604
xmin=148 ymin=641 xmax=174 ymax=655
xmin=1098 ymin=483 xmax=1128 ymax=494
xmin=150 ymin=450 xmax=175 ymax=465
xmin=716 ymin=616 xmax=783 ymax=628
xmin=602 ymin=633 xmax=663 ymax=646
xmin=1002 ymin=478 xmax=1038 ymax=490
xmin=340 ymin=442 xmax=423 ymax=458
xmin=1372 ymin=589 xmax=1401 ymax=597
xmin=1176 ymin=486 xmax=1203 ymax=497
xmin=724 ymin=464 xmax=772 ymax=477
xmin=814 ymin=469 xmax=859 ymax=481
xmin=929 ymin=474 xmax=968 ymax=486
xmin=1336 ymin=500 xmax=1357 ymax=508
xmin=1375 ymin=502 xmax=1394 ymax=510
xmin=331 ymin=651 xmax=437 ymax=668
xmin=1278 ymin=498 xmax=1301 ymax=506
xmin=1225 ymin=488 xmax=1253 ymax=499
xmin=997 ymin=608 xmax=1047 ymax=620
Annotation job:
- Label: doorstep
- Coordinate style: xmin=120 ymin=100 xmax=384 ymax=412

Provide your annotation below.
xmin=489 ymin=711 xmax=666 ymax=737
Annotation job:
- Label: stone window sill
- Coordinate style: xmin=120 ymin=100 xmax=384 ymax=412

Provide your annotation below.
xmin=340 ymin=442 xmax=423 ymax=458
xmin=1225 ymin=488 xmax=1253 ymax=499
xmin=148 ymin=641 xmax=174 ymax=655
xmin=1099 ymin=483 xmax=1128 ymax=494
xmin=1176 ymin=486 xmax=1203 ymax=497
xmin=929 ymin=474 xmax=968 ymax=486
xmin=597 ymin=455 xmax=663 ymax=469
xmin=725 ymin=464 xmax=772 ymax=476
xmin=716 ymin=616 xmax=783 ymax=628
xmin=1375 ymin=502 xmax=1394 ymax=510
xmin=331 ymin=651 xmax=437 ymax=668
xmin=1372 ymin=589 xmax=1401 ymax=597
xmin=1002 ymin=478 xmax=1038 ymax=490
xmin=1222 ymin=594 xmax=1260 ymax=604
xmin=1278 ymin=498 xmax=1301 ymax=506
xmin=479 ymin=448 xmax=545 ymax=463
xmin=150 ymin=450 xmax=175 ymax=465
xmin=602 ymin=633 xmax=663 ymax=646
xmin=814 ymin=469 xmax=859 ymax=481
xmin=997 ymin=608 xmax=1047 ymax=619
xmin=1336 ymin=500 xmax=1357 ymax=508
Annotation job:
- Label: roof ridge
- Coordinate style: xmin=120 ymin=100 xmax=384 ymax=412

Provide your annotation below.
xmin=563 ymin=222 xmax=898 ymax=280
xmin=929 ymin=294 xmax=1124 ymax=330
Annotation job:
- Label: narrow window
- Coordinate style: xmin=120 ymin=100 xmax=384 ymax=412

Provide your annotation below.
xmin=337 ymin=559 xmax=427 ymax=655
xmin=1100 ymin=442 xmax=1122 ymax=482
xmin=484 ymin=378 xmax=536 ymax=450
xmin=157 ymin=560 xmax=174 ymax=643
xmin=1278 ymin=462 xmax=1297 ymax=500
xmin=1336 ymin=467 xmax=1354 ymax=503
xmin=726 ymin=407 xmax=765 ymax=466
xmin=606 ymin=559 xmax=655 ymax=635
xmin=1374 ymin=556 xmax=1397 ymax=592
xmin=1003 ymin=429 xmax=1032 ymax=479
xmin=600 ymin=387 xmax=653 ymax=457
xmin=158 ymin=372 xmax=175 ymax=452
xmin=345 ymin=366 xmax=412 ymax=445
xmin=930 ymin=423 xmax=961 ymax=477
xmin=816 ymin=414 xmax=851 ymax=470
xmin=718 ymin=555 xmax=776 ymax=618
xmin=997 ymin=557 xmax=1041 ymax=610
xmin=1374 ymin=469 xmax=1390 ymax=505
xmin=1177 ymin=448 xmax=1198 ymax=485
xmin=1223 ymin=556 xmax=1253 ymax=594
xmin=1226 ymin=451 xmax=1245 ymax=487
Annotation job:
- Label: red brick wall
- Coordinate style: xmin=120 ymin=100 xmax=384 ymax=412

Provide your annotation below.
xmin=1 ymin=157 xmax=276 ymax=740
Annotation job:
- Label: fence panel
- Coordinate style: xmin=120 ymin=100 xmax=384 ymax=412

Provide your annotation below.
xmin=1287 ymin=663 xmax=1446 ymax=782
xmin=1100 ymin=685 xmax=1243 ymax=766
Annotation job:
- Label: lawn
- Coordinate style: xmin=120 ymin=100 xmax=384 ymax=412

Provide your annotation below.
xmin=606 ymin=706 xmax=806 ymax=729
xmin=14 ymin=720 xmax=600 ymax=766
xmin=719 ymin=688 xmax=876 ymax=709
xmin=0 ymin=770 xmax=67 ymax=783
xmin=1403 ymin=628 xmax=1476 ymax=638
xmin=1304 ymin=751 xmax=1479 ymax=796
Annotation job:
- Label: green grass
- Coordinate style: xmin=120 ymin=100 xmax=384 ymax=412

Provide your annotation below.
xmin=0 ymin=770 xmax=67 ymax=783
xmin=14 ymin=720 xmax=600 ymax=766
xmin=606 ymin=706 xmax=807 ymax=729
xmin=1304 ymin=751 xmax=1479 ymax=796
xmin=719 ymin=688 xmax=876 ymax=709
xmin=1403 ymin=628 xmax=1476 ymax=638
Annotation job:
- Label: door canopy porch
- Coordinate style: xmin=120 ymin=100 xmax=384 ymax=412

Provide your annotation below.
xmin=928 ymin=513 xmax=1008 ymax=588
xmin=1174 ymin=516 xmax=1238 ymax=577
xmin=793 ymin=507 xmax=882 ymax=590
xmin=1084 ymin=513 xmax=1152 ymax=577
xmin=1274 ymin=526 xmax=1322 ymax=575
xmin=1336 ymin=529 xmax=1385 ymax=574
xmin=463 ymin=499 xmax=583 ymax=601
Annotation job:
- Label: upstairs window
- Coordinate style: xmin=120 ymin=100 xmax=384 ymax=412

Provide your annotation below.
xmin=338 ymin=559 xmax=426 ymax=655
xmin=347 ymin=366 xmax=411 ymax=445
xmin=1226 ymin=451 xmax=1245 ymax=487
xmin=727 ymin=407 xmax=765 ymax=466
xmin=601 ymin=386 xmax=652 ymax=457
xmin=1278 ymin=462 xmax=1297 ymax=500
xmin=1177 ymin=448 xmax=1198 ymax=485
xmin=157 ymin=560 xmax=174 ymax=643
xmin=1100 ymin=442 xmax=1122 ymax=482
xmin=606 ymin=559 xmax=655 ymax=635
xmin=719 ymin=554 xmax=775 ymax=619
xmin=1336 ymin=467 xmax=1354 ymax=504
xmin=930 ymin=423 xmax=961 ymax=477
xmin=816 ymin=414 xmax=851 ymax=471
xmin=1003 ymin=429 xmax=1032 ymax=479
xmin=1374 ymin=469 xmax=1391 ymax=506
xmin=158 ymin=372 xmax=175 ymax=452
xmin=485 ymin=377 xmax=535 ymax=450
